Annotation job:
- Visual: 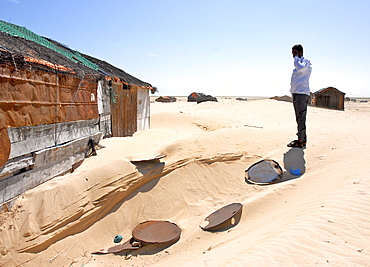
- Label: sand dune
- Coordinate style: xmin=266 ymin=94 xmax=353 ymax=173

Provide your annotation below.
xmin=0 ymin=98 xmax=369 ymax=266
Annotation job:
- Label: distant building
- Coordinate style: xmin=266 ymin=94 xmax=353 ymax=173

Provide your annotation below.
xmin=187 ymin=92 xmax=217 ymax=103
xmin=313 ymin=87 xmax=345 ymax=110
xmin=155 ymin=96 xmax=177 ymax=102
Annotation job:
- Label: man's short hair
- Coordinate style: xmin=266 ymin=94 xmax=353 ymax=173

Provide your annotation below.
xmin=292 ymin=44 xmax=303 ymax=53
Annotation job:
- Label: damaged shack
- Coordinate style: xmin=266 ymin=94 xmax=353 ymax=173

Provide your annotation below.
xmin=313 ymin=87 xmax=345 ymax=110
xmin=0 ymin=20 xmax=153 ymax=205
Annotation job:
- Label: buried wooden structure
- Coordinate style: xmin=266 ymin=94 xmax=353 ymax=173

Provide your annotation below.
xmin=0 ymin=20 xmax=154 ymax=205
xmin=313 ymin=87 xmax=345 ymax=110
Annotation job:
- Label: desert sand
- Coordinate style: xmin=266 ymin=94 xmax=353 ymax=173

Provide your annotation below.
xmin=1 ymin=97 xmax=369 ymax=266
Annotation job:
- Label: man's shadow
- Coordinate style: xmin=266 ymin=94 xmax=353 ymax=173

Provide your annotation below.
xmin=282 ymin=148 xmax=306 ymax=182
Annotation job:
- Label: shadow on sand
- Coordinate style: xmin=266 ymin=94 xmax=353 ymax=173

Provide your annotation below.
xmin=280 ymin=148 xmax=306 ymax=182
xmin=116 ymin=238 xmax=180 ymax=256
xmin=108 ymin=160 xmax=165 ymax=214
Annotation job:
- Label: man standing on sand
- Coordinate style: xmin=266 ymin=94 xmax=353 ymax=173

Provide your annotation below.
xmin=288 ymin=44 xmax=312 ymax=149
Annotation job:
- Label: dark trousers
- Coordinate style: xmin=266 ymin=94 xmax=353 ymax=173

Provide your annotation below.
xmin=293 ymin=93 xmax=310 ymax=143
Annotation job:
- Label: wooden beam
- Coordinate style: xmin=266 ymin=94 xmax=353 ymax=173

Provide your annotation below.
xmin=8 ymin=119 xmax=100 ymax=159
xmin=0 ymin=154 xmax=33 ymax=180
xmin=0 ymin=132 xmax=101 ymax=204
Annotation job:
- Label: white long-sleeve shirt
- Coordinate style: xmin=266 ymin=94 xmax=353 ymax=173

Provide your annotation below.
xmin=290 ymin=56 xmax=312 ymax=95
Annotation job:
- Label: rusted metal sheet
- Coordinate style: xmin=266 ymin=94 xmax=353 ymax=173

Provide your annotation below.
xmin=0 ymin=64 xmax=98 ymax=128
xmin=245 ymin=159 xmax=283 ymax=185
xmin=92 ymin=238 xmax=141 ymax=254
xmin=200 ymin=203 xmax=243 ymax=232
xmin=132 ymin=221 xmax=181 ymax=244
xmin=92 ymin=221 xmax=181 ymax=254
xmin=111 ymin=82 xmax=137 ymax=137
xmin=0 ymin=126 xmax=10 ymax=168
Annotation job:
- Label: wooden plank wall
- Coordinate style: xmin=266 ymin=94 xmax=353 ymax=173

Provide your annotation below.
xmin=315 ymin=90 xmax=345 ymax=110
xmin=1 ymin=119 xmax=101 ymax=179
xmin=0 ymin=132 xmax=101 ymax=204
xmin=111 ymin=82 xmax=137 ymax=137
xmin=7 ymin=119 xmax=100 ymax=159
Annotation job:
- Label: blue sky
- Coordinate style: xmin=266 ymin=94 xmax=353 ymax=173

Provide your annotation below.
xmin=1 ymin=0 xmax=369 ymax=97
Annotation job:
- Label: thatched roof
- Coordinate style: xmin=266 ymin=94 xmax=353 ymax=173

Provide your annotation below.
xmin=81 ymin=53 xmax=152 ymax=87
xmin=0 ymin=30 xmax=97 ymax=77
xmin=0 ymin=20 xmax=152 ymax=88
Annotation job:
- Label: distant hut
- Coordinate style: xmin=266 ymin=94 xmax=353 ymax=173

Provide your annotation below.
xmin=187 ymin=92 xmax=217 ymax=103
xmin=270 ymin=95 xmax=293 ymax=102
xmin=0 ymin=20 xmax=153 ymax=204
xmin=155 ymin=96 xmax=177 ymax=102
xmin=313 ymin=87 xmax=345 ymax=110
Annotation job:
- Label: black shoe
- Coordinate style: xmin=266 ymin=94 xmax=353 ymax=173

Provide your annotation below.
xmin=287 ymin=140 xmax=306 ymax=148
